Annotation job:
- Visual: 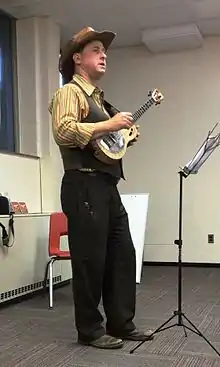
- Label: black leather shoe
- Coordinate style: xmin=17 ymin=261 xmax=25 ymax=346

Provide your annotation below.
xmin=78 ymin=334 xmax=124 ymax=349
xmin=109 ymin=329 xmax=154 ymax=341
xmin=123 ymin=329 xmax=154 ymax=341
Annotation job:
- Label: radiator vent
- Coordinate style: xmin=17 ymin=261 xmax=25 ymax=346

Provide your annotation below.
xmin=0 ymin=275 xmax=62 ymax=303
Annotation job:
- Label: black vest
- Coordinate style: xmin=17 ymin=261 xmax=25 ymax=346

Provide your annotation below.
xmin=59 ymin=82 xmax=124 ymax=179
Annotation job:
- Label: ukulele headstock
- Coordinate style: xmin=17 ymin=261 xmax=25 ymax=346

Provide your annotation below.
xmin=148 ymin=89 xmax=164 ymax=105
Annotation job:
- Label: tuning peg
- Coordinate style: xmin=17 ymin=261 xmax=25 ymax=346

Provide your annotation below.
xmin=148 ymin=90 xmax=152 ymax=97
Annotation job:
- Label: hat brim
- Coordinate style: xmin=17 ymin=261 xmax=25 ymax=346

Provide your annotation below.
xmin=75 ymin=30 xmax=116 ymax=53
xmin=59 ymin=30 xmax=116 ymax=83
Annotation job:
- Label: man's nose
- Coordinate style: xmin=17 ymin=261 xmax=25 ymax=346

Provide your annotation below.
xmin=101 ymin=52 xmax=107 ymax=59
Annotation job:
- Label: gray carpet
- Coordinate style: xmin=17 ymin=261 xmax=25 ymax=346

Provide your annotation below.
xmin=1 ymin=266 xmax=220 ymax=366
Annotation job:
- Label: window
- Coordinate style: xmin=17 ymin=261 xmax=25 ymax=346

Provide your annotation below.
xmin=0 ymin=11 xmax=16 ymax=153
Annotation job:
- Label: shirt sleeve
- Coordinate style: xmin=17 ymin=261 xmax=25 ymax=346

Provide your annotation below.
xmin=51 ymin=84 xmax=96 ymax=149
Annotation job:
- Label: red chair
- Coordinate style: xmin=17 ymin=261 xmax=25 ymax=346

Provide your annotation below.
xmin=43 ymin=212 xmax=71 ymax=308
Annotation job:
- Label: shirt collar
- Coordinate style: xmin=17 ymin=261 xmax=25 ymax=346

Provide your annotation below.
xmin=72 ymin=74 xmax=103 ymax=98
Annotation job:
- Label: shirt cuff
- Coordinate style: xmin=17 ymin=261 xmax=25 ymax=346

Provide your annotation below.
xmin=75 ymin=123 xmax=96 ymax=149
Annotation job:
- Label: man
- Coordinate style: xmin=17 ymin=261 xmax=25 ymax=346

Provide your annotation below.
xmin=49 ymin=26 xmax=153 ymax=349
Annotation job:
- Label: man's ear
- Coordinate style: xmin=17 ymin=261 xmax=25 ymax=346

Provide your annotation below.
xmin=73 ymin=53 xmax=81 ymax=65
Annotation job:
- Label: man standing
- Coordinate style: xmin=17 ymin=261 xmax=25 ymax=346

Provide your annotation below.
xmin=49 ymin=27 xmax=153 ymax=349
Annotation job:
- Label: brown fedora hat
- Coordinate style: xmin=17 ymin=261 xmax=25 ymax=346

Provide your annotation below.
xmin=59 ymin=26 xmax=116 ymax=83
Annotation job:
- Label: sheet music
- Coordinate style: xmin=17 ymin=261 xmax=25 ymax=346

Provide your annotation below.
xmin=184 ymin=134 xmax=220 ymax=174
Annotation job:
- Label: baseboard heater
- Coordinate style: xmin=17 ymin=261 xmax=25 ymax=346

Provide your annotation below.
xmin=0 ymin=275 xmax=62 ymax=304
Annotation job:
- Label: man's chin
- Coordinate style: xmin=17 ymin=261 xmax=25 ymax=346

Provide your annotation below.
xmin=95 ymin=69 xmax=106 ymax=79
xmin=98 ymin=64 xmax=107 ymax=71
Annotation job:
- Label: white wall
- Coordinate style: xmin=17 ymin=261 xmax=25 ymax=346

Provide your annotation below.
xmin=0 ymin=17 xmax=71 ymax=299
xmin=0 ymin=153 xmax=41 ymax=212
xmin=1 ymin=16 xmax=64 ymax=213
xmin=1 ymin=25 xmax=220 ymax=288
xmin=0 ymin=214 xmax=71 ymax=302
xmin=101 ymin=38 xmax=220 ymax=263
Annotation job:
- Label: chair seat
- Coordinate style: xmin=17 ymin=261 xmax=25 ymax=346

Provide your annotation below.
xmin=49 ymin=250 xmax=70 ymax=257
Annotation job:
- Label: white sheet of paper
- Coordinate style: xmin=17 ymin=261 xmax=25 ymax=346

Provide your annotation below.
xmin=185 ymin=135 xmax=220 ymax=174
xmin=121 ymin=194 xmax=149 ymax=283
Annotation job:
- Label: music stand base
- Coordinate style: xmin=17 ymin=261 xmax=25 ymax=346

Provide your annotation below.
xmin=129 ymin=310 xmax=220 ymax=356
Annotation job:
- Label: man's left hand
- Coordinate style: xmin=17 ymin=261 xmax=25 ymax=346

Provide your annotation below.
xmin=128 ymin=125 xmax=140 ymax=147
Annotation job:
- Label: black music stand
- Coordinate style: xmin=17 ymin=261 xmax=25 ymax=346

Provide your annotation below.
xmin=130 ymin=122 xmax=220 ymax=357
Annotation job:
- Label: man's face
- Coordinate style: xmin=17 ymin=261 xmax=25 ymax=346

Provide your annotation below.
xmin=74 ymin=40 xmax=107 ymax=79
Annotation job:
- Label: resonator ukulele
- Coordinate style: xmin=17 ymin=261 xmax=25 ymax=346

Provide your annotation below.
xmin=92 ymin=88 xmax=164 ymax=164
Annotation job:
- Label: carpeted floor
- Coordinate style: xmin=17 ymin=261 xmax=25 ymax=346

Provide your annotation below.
xmin=1 ymin=265 xmax=220 ymax=366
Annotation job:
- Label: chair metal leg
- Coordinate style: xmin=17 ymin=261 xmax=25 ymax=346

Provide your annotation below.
xmin=49 ymin=258 xmax=54 ymax=308
xmin=43 ymin=259 xmax=50 ymax=293
xmin=48 ymin=257 xmax=56 ymax=309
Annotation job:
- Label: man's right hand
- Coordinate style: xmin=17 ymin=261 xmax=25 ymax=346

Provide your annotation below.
xmin=92 ymin=112 xmax=134 ymax=140
xmin=108 ymin=112 xmax=133 ymax=131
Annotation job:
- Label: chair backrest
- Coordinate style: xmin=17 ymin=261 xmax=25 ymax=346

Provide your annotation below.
xmin=49 ymin=212 xmax=68 ymax=255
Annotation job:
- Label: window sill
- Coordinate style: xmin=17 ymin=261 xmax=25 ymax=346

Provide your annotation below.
xmin=0 ymin=212 xmax=51 ymax=218
xmin=0 ymin=150 xmax=39 ymax=160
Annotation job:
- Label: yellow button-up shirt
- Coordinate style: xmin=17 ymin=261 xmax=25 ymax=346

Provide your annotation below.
xmin=49 ymin=74 xmax=108 ymax=149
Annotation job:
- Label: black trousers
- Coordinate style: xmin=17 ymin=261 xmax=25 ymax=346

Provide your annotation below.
xmin=61 ymin=170 xmax=136 ymax=342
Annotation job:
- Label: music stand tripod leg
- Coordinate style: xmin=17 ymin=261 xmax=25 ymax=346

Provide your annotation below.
xmin=130 ymin=166 xmax=220 ymax=357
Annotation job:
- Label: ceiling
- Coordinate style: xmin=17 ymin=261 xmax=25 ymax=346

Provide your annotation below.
xmin=1 ymin=0 xmax=220 ymax=52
